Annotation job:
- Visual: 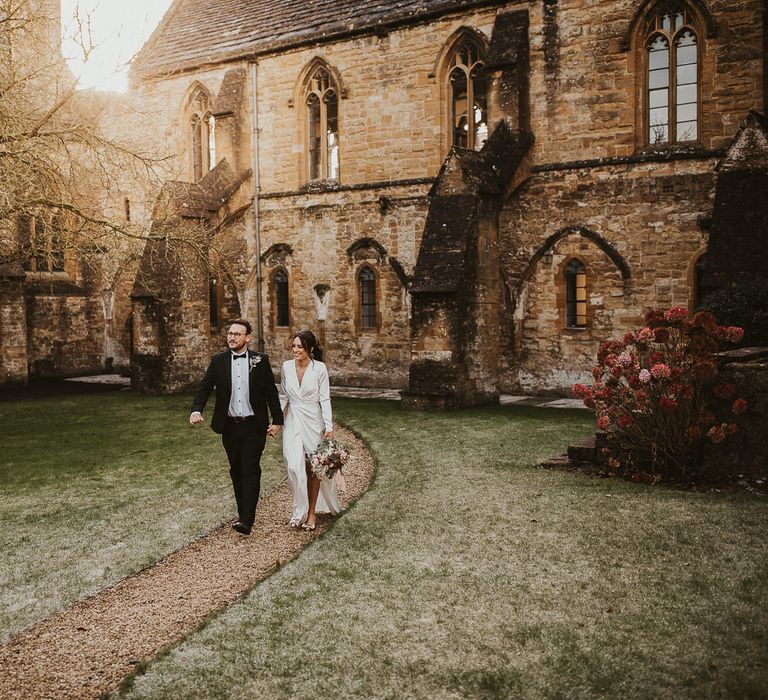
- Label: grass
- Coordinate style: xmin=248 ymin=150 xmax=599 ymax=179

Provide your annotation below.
xmin=108 ymin=399 xmax=768 ymax=700
xmin=0 ymin=390 xmax=285 ymax=641
xmin=2 ymin=393 xmax=766 ymax=698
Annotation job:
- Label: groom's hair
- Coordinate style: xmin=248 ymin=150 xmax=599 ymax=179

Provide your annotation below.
xmin=230 ymin=318 xmax=252 ymax=335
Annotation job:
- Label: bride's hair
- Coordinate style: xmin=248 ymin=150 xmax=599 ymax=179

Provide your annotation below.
xmin=294 ymin=330 xmax=323 ymax=362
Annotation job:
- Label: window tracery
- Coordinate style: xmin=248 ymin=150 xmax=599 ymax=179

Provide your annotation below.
xmin=645 ymin=4 xmax=699 ymax=145
xmin=305 ymin=67 xmax=340 ymax=181
xmin=448 ymin=37 xmax=489 ymax=151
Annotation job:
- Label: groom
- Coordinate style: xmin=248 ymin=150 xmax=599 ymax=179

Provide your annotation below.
xmin=190 ymin=319 xmax=283 ymax=535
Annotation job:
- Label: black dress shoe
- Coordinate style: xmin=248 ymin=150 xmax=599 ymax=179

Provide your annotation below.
xmin=233 ymin=522 xmax=252 ymax=535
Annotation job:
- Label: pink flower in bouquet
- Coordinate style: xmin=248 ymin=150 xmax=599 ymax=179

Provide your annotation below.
xmin=664 ymin=306 xmax=689 ymax=322
xmin=651 ymin=363 xmax=671 ymax=380
xmin=732 ymin=398 xmax=748 ymax=415
xmin=724 ymin=326 xmax=745 ymax=343
xmin=622 ymin=331 xmax=636 ymax=345
xmin=597 ymin=415 xmax=610 ymax=429
xmin=638 ymin=369 xmax=652 ymax=384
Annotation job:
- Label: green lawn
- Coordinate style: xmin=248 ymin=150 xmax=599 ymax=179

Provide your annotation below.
xmin=2 ymin=393 xmax=766 ymax=699
xmin=117 ymin=399 xmax=767 ymax=700
xmin=0 ymin=390 xmax=285 ymax=641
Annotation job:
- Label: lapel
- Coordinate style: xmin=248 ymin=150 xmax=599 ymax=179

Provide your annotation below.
xmin=224 ymin=351 xmax=233 ymax=398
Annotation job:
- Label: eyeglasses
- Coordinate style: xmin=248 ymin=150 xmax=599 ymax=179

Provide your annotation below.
xmin=227 ymin=332 xmax=246 ymax=337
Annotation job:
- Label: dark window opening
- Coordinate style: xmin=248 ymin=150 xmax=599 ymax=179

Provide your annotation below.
xmin=275 ymin=270 xmax=289 ymax=327
xmin=359 ymin=267 xmax=377 ymax=330
xmin=209 ymin=277 xmax=219 ymax=331
xmin=565 ymin=260 xmax=587 ymax=328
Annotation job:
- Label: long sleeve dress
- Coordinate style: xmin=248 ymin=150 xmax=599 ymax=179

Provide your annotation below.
xmin=279 ymin=359 xmax=342 ymax=524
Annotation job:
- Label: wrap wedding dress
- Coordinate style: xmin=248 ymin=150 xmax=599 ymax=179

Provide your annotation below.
xmin=279 ymin=359 xmax=342 ymax=524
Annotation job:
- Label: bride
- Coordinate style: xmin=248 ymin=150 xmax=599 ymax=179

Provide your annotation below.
xmin=279 ymin=330 xmax=342 ymax=530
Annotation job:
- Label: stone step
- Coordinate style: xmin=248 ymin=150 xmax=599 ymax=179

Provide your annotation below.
xmin=567 ymin=436 xmax=597 ymax=463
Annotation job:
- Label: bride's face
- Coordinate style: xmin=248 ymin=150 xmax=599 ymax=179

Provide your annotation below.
xmin=291 ymin=337 xmax=309 ymax=362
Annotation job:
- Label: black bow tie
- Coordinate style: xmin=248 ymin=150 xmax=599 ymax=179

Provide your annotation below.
xmin=232 ymin=353 xmax=247 ymax=360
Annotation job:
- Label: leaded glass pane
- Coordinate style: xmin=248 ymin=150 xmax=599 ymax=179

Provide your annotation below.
xmin=307 ymin=93 xmax=321 ymax=180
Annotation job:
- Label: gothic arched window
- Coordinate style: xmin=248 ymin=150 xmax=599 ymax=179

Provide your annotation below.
xmin=186 ymin=86 xmax=214 ymax=182
xmin=448 ymin=38 xmax=488 ymax=151
xmin=274 ymin=269 xmax=290 ymax=327
xmin=645 ymin=5 xmax=699 ymax=145
xmin=306 ymin=67 xmax=340 ymax=181
xmin=565 ymin=260 xmax=587 ymax=328
xmin=359 ymin=266 xmax=377 ymax=330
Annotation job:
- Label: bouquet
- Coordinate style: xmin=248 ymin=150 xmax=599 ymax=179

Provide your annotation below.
xmin=308 ymin=438 xmax=352 ymax=482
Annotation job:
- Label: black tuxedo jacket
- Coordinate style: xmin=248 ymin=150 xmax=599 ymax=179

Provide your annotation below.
xmin=191 ymin=350 xmax=284 ymax=434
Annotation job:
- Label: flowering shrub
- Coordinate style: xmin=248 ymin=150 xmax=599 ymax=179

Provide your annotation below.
xmin=573 ymin=306 xmax=747 ymax=482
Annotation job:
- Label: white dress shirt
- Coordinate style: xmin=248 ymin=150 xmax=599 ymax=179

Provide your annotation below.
xmin=228 ymin=353 xmax=255 ymax=418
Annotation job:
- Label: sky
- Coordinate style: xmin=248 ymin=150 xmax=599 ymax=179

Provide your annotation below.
xmin=60 ymin=0 xmax=174 ymax=92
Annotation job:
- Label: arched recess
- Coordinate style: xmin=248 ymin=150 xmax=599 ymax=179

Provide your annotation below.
xmin=686 ymin=245 xmax=708 ymax=310
xmin=346 ymin=237 xmax=388 ymax=263
xmin=292 ymin=56 xmax=348 ymax=105
xmin=432 ymin=26 xmax=491 ymax=155
xmin=621 ymin=0 xmax=717 ymax=51
xmin=430 ymin=26 xmax=490 ymax=78
xmin=260 ymin=242 xmax=295 ymax=263
xmin=516 ymin=225 xmax=631 ymax=297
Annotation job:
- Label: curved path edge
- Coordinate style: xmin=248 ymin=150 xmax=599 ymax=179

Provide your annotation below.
xmin=0 ymin=424 xmax=374 ymax=700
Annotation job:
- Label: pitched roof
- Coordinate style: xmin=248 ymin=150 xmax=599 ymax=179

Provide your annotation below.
xmin=132 ymin=0 xmax=504 ymax=79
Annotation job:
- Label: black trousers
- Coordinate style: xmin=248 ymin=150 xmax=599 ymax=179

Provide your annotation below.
xmin=221 ymin=419 xmax=267 ymax=528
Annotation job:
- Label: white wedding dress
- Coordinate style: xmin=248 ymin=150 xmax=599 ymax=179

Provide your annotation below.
xmin=279 ymin=359 xmax=342 ymax=524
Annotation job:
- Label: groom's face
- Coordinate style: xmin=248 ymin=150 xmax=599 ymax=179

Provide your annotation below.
xmin=227 ymin=324 xmax=250 ymax=353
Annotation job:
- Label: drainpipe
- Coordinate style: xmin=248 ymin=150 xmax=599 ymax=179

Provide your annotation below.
xmin=250 ymin=60 xmax=265 ymax=352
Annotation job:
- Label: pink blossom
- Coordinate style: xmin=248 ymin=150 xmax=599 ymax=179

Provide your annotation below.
xmin=618 ymin=352 xmax=633 ymax=367
xmin=664 ymin=306 xmax=689 ymax=322
xmin=659 ymin=396 xmax=678 ymax=412
xmin=732 ymin=399 xmax=748 ymax=415
xmin=597 ymin=415 xmax=610 ymax=429
xmin=637 ymin=327 xmax=655 ymax=342
xmin=651 ymin=363 xmax=671 ymax=379
xmin=707 ymin=424 xmax=727 ymax=444
xmin=617 ymin=414 xmax=632 ymax=428
xmin=638 ymin=369 xmax=652 ymax=383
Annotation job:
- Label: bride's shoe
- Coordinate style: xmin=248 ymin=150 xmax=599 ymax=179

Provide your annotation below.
xmin=301 ymin=521 xmax=316 ymax=531
xmin=289 ymin=519 xmax=301 ymax=528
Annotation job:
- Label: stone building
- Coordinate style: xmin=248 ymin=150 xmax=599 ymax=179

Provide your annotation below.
xmin=3 ymin=0 xmax=766 ymax=405
xmin=0 ymin=0 xmax=140 ymax=386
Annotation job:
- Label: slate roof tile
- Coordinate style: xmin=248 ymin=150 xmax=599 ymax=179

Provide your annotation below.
xmin=132 ymin=0 xmax=500 ymax=78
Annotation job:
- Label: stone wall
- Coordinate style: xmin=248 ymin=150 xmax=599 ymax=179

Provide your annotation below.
xmin=0 ymin=274 xmax=28 ymax=386
xmin=500 ymin=161 xmax=713 ymax=393
xmin=118 ymin=0 xmax=765 ymax=396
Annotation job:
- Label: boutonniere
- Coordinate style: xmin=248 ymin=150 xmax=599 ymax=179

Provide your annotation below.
xmin=249 ymin=355 xmax=262 ymax=371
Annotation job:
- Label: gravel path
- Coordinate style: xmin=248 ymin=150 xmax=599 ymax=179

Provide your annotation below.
xmin=0 ymin=425 xmax=373 ymax=700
